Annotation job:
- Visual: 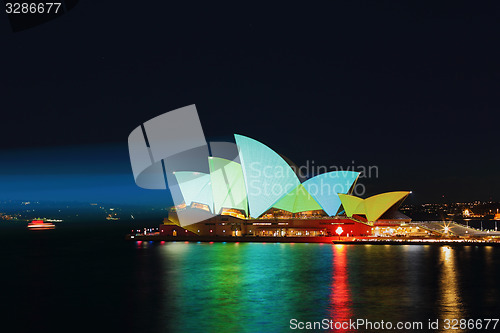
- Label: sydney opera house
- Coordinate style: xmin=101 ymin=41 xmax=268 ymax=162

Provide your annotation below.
xmin=128 ymin=105 xmax=414 ymax=239
xmin=159 ymin=134 xmax=412 ymax=238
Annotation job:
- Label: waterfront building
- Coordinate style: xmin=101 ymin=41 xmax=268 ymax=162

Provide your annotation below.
xmin=159 ymin=134 xmax=412 ymax=238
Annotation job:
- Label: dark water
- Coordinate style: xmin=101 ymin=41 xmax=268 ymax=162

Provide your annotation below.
xmin=1 ymin=223 xmax=499 ymax=333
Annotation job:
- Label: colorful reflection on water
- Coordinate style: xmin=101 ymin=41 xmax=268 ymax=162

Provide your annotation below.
xmin=329 ymin=244 xmax=352 ymax=332
xmin=5 ymin=224 xmax=500 ymax=333
xmin=133 ymin=241 xmax=500 ymax=333
xmin=438 ymin=246 xmax=465 ymax=332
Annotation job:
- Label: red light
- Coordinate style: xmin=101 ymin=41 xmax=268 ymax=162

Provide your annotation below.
xmin=330 ymin=245 xmax=351 ymax=328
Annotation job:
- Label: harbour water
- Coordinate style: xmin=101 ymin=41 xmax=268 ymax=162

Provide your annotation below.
xmin=1 ymin=222 xmax=499 ymax=332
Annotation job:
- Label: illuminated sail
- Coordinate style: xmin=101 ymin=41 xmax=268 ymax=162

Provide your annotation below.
xmin=209 ymin=157 xmax=248 ymax=215
xmin=234 ymin=134 xmax=300 ymax=218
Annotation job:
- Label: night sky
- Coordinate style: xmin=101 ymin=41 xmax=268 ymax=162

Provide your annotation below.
xmin=1 ymin=2 xmax=499 ymax=205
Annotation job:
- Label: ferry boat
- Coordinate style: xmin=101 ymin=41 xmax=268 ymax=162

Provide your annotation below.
xmin=27 ymin=219 xmax=55 ymax=230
